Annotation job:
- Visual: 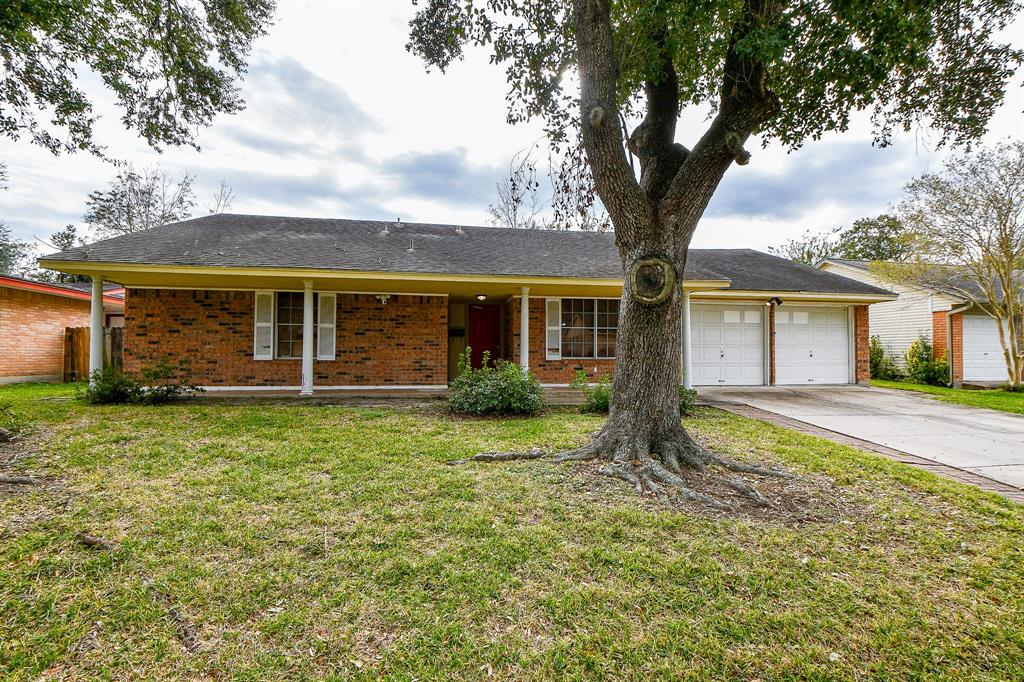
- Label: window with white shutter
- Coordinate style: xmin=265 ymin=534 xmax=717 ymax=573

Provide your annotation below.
xmin=545 ymin=298 xmax=561 ymax=360
xmin=253 ymin=291 xmax=274 ymax=360
xmin=317 ymin=293 xmax=336 ymax=360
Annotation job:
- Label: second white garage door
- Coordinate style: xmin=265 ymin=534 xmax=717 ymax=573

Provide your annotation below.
xmin=691 ymin=304 xmax=765 ymax=385
xmin=775 ymin=306 xmax=851 ymax=385
xmin=963 ymin=315 xmax=1006 ymax=381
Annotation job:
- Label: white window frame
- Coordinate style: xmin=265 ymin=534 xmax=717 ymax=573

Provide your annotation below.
xmin=317 ymin=293 xmax=337 ymax=361
xmin=253 ymin=290 xmax=338 ymax=361
xmin=547 ymin=297 xmax=620 ymax=360
xmin=545 ymin=298 xmax=561 ymax=360
xmin=254 ymin=291 xmax=275 ymax=360
xmin=274 ymin=291 xmax=309 ymax=360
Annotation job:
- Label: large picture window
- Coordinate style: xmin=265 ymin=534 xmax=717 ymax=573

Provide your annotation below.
xmin=557 ymin=298 xmax=618 ymax=359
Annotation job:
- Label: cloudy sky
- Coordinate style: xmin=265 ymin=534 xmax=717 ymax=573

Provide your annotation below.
xmin=2 ymin=1 xmax=1023 ymax=256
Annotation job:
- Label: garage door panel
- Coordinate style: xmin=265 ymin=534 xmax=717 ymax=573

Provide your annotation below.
xmin=963 ymin=315 xmax=1006 ymax=381
xmin=691 ymin=304 xmax=764 ymax=386
xmin=775 ymin=306 xmax=851 ymax=385
xmin=722 ymin=328 xmax=745 ymax=344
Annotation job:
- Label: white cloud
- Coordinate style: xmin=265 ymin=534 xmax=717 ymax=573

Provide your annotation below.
xmin=1 ymin=1 xmax=1021 ymax=258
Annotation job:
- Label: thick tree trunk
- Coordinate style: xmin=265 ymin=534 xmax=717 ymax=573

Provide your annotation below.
xmin=451 ymin=0 xmax=790 ymax=510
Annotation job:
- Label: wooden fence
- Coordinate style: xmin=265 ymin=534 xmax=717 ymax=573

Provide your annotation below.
xmin=64 ymin=327 xmax=124 ymax=382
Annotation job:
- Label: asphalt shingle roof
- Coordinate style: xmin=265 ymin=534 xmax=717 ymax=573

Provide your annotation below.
xmin=43 ymin=214 xmax=892 ymax=296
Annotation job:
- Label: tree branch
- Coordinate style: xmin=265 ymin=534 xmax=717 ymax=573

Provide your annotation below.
xmin=626 ymin=24 xmax=690 ymax=203
xmin=660 ymin=0 xmax=782 ymax=251
xmin=573 ymin=0 xmax=650 ymax=246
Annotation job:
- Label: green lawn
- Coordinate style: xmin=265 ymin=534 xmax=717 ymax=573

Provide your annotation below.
xmin=872 ymin=379 xmax=1024 ymax=415
xmin=2 ymin=383 xmax=1022 ymax=680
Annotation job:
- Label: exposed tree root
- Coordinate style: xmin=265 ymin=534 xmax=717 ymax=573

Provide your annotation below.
xmin=451 ymin=425 xmax=791 ymax=512
xmin=76 ymin=531 xmax=115 ymax=551
xmin=0 ymin=475 xmax=39 ymax=485
xmin=446 ymin=447 xmax=545 ymax=466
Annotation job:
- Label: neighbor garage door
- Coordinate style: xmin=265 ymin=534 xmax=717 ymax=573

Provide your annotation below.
xmin=775 ymin=306 xmax=851 ymax=385
xmin=691 ymin=304 xmax=765 ymax=386
xmin=963 ymin=314 xmax=1006 ymax=381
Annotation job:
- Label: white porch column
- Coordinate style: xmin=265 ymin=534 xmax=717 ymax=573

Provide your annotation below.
xmin=300 ymin=280 xmax=314 ymax=396
xmin=88 ymin=275 xmax=104 ymax=383
xmin=519 ymin=286 xmax=530 ymax=372
xmin=680 ymin=291 xmax=693 ymax=389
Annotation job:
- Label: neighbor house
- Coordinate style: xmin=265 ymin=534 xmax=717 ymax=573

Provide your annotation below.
xmin=38 ymin=215 xmax=894 ymax=394
xmin=818 ymin=258 xmax=1011 ymax=385
xmin=0 ymin=275 xmax=125 ymax=384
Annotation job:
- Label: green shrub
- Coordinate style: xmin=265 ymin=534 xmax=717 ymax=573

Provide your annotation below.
xmin=905 ymin=336 xmax=950 ymax=386
xmin=570 ymin=370 xmax=612 ymax=413
xmin=569 ymin=371 xmax=698 ymax=416
xmin=679 ymin=386 xmax=698 ymax=416
xmin=137 ymin=359 xmax=203 ymax=404
xmin=869 ymin=335 xmax=903 ymax=380
xmin=449 ymin=348 xmax=545 ymax=417
xmin=81 ymin=360 xmax=202 ymax=405
xmin=82 ymin=367 xmax=144 ymax=404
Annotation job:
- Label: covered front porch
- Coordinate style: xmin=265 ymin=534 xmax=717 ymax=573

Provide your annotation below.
xmin=69 ymin=263 xmax=728 ymax=395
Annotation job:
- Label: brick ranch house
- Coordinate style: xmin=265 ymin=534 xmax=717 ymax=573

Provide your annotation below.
xmin=1 ymin=275 xmax=124 ymax=384
xmin=38 ymin=214 xmax=894 ymax=395
xmin=819 ymin=258 xmax=1018 ymax=386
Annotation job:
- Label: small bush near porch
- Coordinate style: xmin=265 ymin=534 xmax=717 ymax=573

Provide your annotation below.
xmin=1 ymin=383 xmax=1021 ymax=680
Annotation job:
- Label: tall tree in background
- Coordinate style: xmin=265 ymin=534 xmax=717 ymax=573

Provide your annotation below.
xmin=770 ymin=214 xmax=911 ymax=264
xmin=769 ymin=228 xmax=838 ymax=264
xmin=488 ymin=148 xmax=548 ymax=229
xmin=84 ymin=167 xmax=197 ymax=238
xmin=1 ymin=0 xmax=273 ymax=155
xmin=874 ymin=141 xmax=1024 ymax=387
xmin=0 ymin=225 xmax=32 ymax=277
xmin=489 ymin=147 xmax=611 ymax=230
xmin=35 ymin=226 xmax=91 ymax=282
xmin=409 ymin=0 xmax=1023 ymax=506
xmin=208 ymin=180 xmax=238 ymax=214
xmin=0 ymin=163 xmax=31 ymax=276
xmin=834 ymin=215 xmax=911 ymax=262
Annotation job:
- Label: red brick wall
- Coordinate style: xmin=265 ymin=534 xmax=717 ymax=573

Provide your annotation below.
xmin=0 ymin=287 xmax=91 ymax=382
xmin=124 ymin=289 xmax=447 ymax=386
xmin=932 ymin=310 xmax=963 ymax=385
xmin=854 ymin=304 xmax=870 ymax=384
xmin=506 ymin=297 xmax=616 ymax=384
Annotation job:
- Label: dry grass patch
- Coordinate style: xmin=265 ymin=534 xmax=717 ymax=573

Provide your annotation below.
xmin=1 ymin=382 xmax=1022 ymax=680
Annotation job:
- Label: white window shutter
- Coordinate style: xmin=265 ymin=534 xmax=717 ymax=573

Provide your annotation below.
xmin=254 ymin=291 xmax=274 ymax=360
xmin=317 ymin=293 xmax=336 ymax=360
xmin=545 ymin=298 xmax=561 ymax=360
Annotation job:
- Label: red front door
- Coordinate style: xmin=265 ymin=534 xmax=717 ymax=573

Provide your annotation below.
xmin=467 ymin=304 xmax=501 ymax=368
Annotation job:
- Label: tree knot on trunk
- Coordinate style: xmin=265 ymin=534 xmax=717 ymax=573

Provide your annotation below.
xmin=588 ymin=105 xmax=605 ymax=128
xmin=629 ymin=256 xmax=676 ymax=305
xmin=725 ymin=131 xmax=751 ymax=165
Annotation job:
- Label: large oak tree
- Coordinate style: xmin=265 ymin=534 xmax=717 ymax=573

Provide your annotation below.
xmin=409 ymin=0 xmax=1023 ymax=507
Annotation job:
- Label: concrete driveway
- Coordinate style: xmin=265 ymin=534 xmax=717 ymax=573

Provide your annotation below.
xmin=701 ymin=386 xmax=1024 ymax=490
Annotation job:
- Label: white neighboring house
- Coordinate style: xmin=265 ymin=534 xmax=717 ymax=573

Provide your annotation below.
xmin=818 ymin=259 xmax=1008 ymax=386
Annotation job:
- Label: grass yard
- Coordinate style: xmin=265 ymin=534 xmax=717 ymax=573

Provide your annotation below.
xmin=872 ymin=379 xmax=1024 ymax=415
xmin=1 ymin=383 xmax=1022 ymax=680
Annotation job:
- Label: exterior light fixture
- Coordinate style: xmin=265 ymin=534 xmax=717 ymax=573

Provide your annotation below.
xmin=769 ymin=296 xmax=783 ymax=306
xmin=476 ymin=294 xmax=487 ymax=301
xmin=375 ymin=294 xmax=391 ymax=305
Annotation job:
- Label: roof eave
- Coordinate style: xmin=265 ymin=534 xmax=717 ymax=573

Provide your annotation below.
xmin=36 ymin=259 xmax=733 ymax=291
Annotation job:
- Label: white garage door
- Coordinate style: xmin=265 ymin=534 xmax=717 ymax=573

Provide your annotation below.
xmin=691 ymin=304 xmax=765 ymax=386
xmin=963 ymin=315 xmax=1006 ymax=381
xmin=775 ymin=307 xmax=851 ymax=385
